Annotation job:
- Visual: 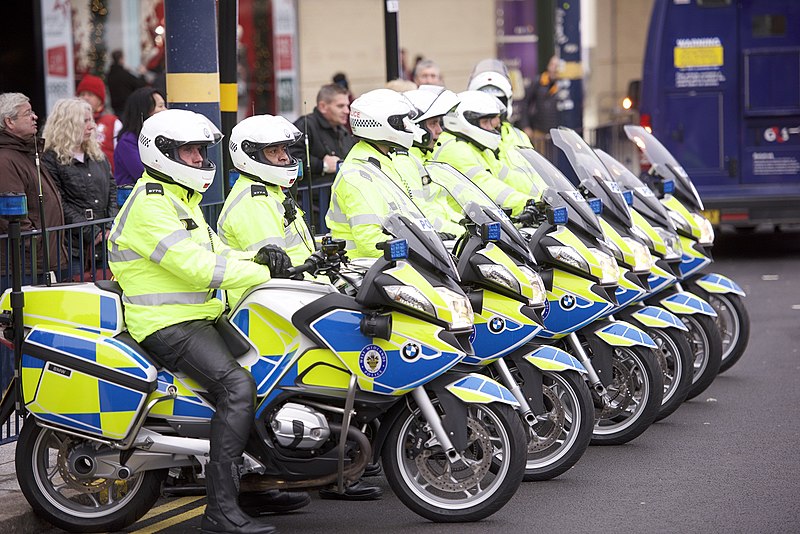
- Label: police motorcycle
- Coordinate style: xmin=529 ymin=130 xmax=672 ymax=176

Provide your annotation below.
xmin=423 ymin=160 xmax=595 ymax=481
xmin=0 ymin=189 xmax=527 ymax=531
xmin=549 ymin=128 xmax=693 ymax=421
xmin=593 ymin=148 xmax=721 ymax=404
xmin=624 ymin=125 xmax=748 ymax=375
xmin=514 ymin=146 xmax=664 ymax=446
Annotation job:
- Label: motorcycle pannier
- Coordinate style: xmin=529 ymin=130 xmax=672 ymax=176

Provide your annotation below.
xmin=20 ymin=325 xmax=158 ymax=440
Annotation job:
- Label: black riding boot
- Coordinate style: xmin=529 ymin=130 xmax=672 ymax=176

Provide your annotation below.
xmin=201 ymin=459 xmax=276 ymax=534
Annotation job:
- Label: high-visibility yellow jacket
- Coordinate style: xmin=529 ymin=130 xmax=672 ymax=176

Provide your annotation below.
xmin=217 ymin=174 xmax=315 ymax=305
xmin=407 ymin=148 xmax=463 ymax=235
xmin=431 ymin=131 xmax=529 ymax=216
xmin=326 ymin=141 xmax=426 ymax=258
xmin=498 ymin=122 xmax=545 ymax=199
xmin=108 ymin=174 xmax=271 ymax=341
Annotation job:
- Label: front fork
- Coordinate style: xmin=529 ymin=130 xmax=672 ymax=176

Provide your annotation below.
xmin=411 ymin=387 xmax=464 ymax=464
xmin=566 ymin=332 xmax=610 ymax=402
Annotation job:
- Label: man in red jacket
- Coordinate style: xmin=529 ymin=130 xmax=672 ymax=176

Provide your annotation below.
xmin=76 ymin=74 xmax=121 ymax=172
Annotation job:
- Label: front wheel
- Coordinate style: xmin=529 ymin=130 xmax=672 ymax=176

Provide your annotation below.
xmin=681 ymin=313 xmax=722 ymax=400
xmin=591 ymin=346 xmax=663 ymax=446
xmin=382 ymin=400 xmax=526 ymax=522
xmin=16 ymin=419 xmax=166 ymax=533
xmin=686 ymin=284 xmax=750 ymax=373
xmin=516 ymin=370 xmax=593 ymax=481
xmin=647 ymin=326 xmax=693 ymax=422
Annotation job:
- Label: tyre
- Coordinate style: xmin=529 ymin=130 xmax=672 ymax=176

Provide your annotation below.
xmin=680 ymin=313 xmax=722 ymax=400
xmin=685 ymin=283 xmax=750 ymax=373
xmin=16 ymin=419 xmax=166 ymax=533
xmin=514 ymin=369 xmax=593 ymax=481
xmin=382 ymin=399 xmax=526 ymax=522
xmin=647 ymin=326 xmax=693 ymax=421
xmin=590 ymin=346 xmax=664 ymax=446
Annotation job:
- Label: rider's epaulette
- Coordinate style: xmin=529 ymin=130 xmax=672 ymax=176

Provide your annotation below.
xmin=145 ymin=183 xmax=164 ymax=195
xmin=393 ymin=148 xmax=409 ymax=156
xmin=180 ymin=218 xmax=199 ymax=231
xmin=251 ymin=184 xmax=268 ymax=197
xmin=367 ymin=157 xmax=381 ymax=169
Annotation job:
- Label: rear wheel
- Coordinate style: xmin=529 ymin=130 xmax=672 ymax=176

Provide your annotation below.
xmin=16 ymin=419 xmax=166 ymax=533
xmin=681 ymin=313 xmax=722 ymax=400
xmin=647 ymin=327 xmax=693 ymax=421
xmin=591 ymin=346 xmax=663 ymax=446
xmin=382 ymin=399 xmax=526 ymax=522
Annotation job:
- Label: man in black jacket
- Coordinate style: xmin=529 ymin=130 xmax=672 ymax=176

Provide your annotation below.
xmin=107 ymin=50 xmax=147 ymax=115
xmin=289 ymin=84 xmax=356 ymax=228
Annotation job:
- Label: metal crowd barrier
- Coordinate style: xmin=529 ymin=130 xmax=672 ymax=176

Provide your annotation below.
xmin=0 ymin=202 xmax=229 ymax=444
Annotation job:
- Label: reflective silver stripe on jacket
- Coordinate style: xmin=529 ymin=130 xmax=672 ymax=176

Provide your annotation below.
xmin=122 ymin=291 xmax=212 ymax=306
xmin=431 ymin=138 xmax=454 ymax=160
xmin=108 ymin=244 xmax=142 ymax=263
xmin=209 ymin=256 xmax=227 ymax=288
xmin=495 ymin=187 xmax=517 ymax=205
xmin=109 ymin=186 xmax=148 ymax=244
xmin=497 ymin=165 xmax=509 ymax=180
xmin=246 ymin=236 xmax=285 ymax=251
xmin=150 ymin=229 xmax=192 ymax=264
xmin=464 ymin=166 xmax=484 ymax=179
xmin=350 ymin=213 xmax=383 ymax=226
xmin=216 ymin=186 xmax=252 ymax=244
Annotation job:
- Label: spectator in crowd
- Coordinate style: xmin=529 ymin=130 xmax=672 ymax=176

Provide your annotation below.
xmin=106 ymin=49 xmax=147 ymax=115
xmin=41 ymin=98 xmax=117 ymax=278
xmin=385 ymin=79 xmax=417 ymax=92
xmin=332 ymin=72 xmax=355 ymax=104
xmin=518 ymin=55 xmax=562 ymax=153
xmin=0 ymin=92 xmax=66 ymax=282
xmin=288 ymin=83 xmax=355 ymax=224
xmin=114 ymin=87 xmax=166 ymax=206
xmin=412 ymin=59 xmax=443 ymax=86
xmin=76 ymin=74 xmax=121 ymax=172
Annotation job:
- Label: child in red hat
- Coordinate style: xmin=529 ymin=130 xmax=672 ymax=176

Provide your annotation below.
xmin=77 ymin=74 xmax=121 ymax=171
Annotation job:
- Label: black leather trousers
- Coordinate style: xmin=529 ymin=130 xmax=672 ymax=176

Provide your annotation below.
xmin=142 ymin=319 xmax=256 ymax=462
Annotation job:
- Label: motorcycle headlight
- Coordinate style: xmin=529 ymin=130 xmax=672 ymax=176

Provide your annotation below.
xmin=518 ymin=264 xmax=547 ymax=305
xmin=384 ymin=285 xmax=435 ymax=317
xmin=622 ymin=237 xmax=654 ymax=272
xmin=668 ymin=209 xmax=691 ymax=234
xmin=477 ymin=264 xmax=521 ymax=295
xmin=692 ymin=213 xmax=715 ymax=244
xmin=434 ymin=286 xmax=474 ymax=329
xmin=604 ymin=237 xmax=624 ymax=262
xmin=629 ymin=225 xmax=654 ymax=250
xmin=589 ymin=247 xmax=620 ymax=284
xmin=654 ymin=227 xmax=683 ymax=259
xmin=546 ymin=245 xmax=590 ymax=274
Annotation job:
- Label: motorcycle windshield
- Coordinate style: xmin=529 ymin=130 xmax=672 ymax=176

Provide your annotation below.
xmin=516 ymin=147 xmax=604 ymax=241
xmin=424 ymin=161 xmax=536 ymax=265
xmin=353 ymin=158 xmax=460 ymax=282
xmin=623 ymin=125 xmax=704 ymax=211
xmin=593 ymin=148 xmax=672 ymax=229
xmin=550 ymin=127 xmax=633 ymax=229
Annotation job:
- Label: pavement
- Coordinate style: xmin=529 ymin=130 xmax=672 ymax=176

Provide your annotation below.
xmin=0 ymin=440 xmax=50 ymax=534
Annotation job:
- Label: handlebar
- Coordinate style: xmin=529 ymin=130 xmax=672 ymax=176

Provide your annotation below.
xmin=285 ymin=259 xmax=318 ymax=278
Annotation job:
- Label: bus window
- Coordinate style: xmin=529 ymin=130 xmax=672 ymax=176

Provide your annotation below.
xmin=752 ymin=15 xmax=787 ymax=37
xmin=697 ymin=0 xmax=731 ymax=8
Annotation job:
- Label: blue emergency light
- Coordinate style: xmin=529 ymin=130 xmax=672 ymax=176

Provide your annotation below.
xmin=663 ymin=180 xmax=675 ymax=195
xmin=623 ymin=190 xmax=634 ymax=206
xmin=483 ymin=222 xmax=501 ymax=242
xmin=385 ymin=238 xmax=409 ymax=261
xmin=0 ymin=193 xmax=28 ymax=219
xmin=588 ymin=198 xmax=603 ymax=214
xmin=552 ymin=206 xmax=569 ymax=225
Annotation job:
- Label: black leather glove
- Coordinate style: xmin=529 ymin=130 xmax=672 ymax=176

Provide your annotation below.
xmin=437 ymin=232 xmax=457 ymax=241
xmin=253 ymin=245 xmax=293 ymax=278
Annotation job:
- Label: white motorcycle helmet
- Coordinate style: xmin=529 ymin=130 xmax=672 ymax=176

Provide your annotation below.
xmin=349 ymin=88 xmax=425 ymax=150
xmin=468 ymin=70 xmax=514 ymax=119
xmin=403 ymin=85 xmax=459 ymax=149
xmin=139 ymin=109 xmax=222 ymax=192
xmin=229 ymin=115 xmax=303 ymax=188
xmin=443 ymin=90 xmax=505 ymax=151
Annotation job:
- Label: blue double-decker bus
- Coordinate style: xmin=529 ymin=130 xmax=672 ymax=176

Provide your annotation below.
xmin=637 ymin=0 xmax=800 ymax=229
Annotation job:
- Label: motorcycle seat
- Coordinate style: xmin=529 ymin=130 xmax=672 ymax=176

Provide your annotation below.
xmin=95 ymin=280 xmax=123 ymax=297
xmin=113 ymin=331 xmax=163 ymax=371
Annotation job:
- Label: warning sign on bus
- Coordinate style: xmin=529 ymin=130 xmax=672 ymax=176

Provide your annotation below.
xmin=673 ymin=38 xmax=723 ymax=69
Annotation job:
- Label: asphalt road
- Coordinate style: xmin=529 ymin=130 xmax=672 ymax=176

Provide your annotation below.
xmin=45 ymin=228 xmax=800 ymax=534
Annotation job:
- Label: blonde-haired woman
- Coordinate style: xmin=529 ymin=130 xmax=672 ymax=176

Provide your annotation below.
xmin=41 ymin=98 xmax=117 ymax=278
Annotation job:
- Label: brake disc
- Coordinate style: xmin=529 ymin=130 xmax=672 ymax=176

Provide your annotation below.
xmin=57 ymin=437 xmax=112 ymax=494
xmin=597 ymin=358 xmax=635 ymax=420
xmin=414 ymin=417 xmax=493 ymax=492
xmin=527 ymin=384 xmax=565 ymax=452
